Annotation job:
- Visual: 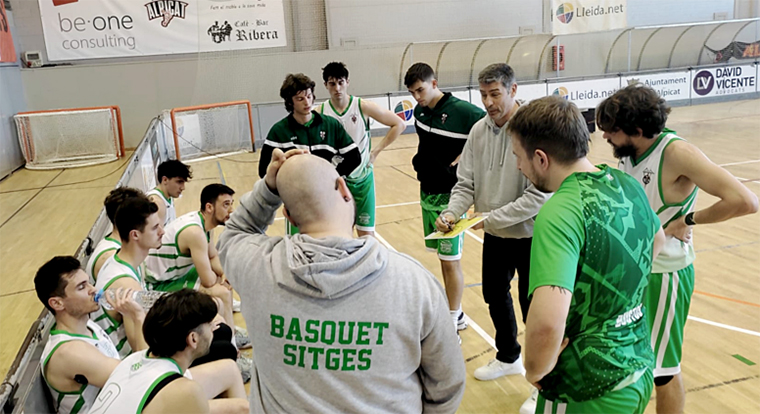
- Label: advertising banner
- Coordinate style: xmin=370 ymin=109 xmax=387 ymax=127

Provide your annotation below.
xmin=548 ymin=77 xmax=621 ymax=109
xmin=706 ymin=41 xmax=760 ymax=63
xmin=38 ymin=0 xmax=287 ymax=61
xmin=552 ymin=0 xmax=627 ymax=35
xmin=390 ymin=95 xmax=416 ymax=127
xmin=691 ymin=64 xmax=757 ymax=98
xmin=623 ymin=71 xmax=691 ymax=101
xmin=0 ymin=0 xmax=16 ymax=62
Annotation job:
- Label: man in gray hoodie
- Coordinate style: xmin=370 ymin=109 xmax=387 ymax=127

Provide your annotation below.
xmin=217 ymin=148 xmax=466 ymax=414
xmin=436 ymin=63 xmax=550 ymax=384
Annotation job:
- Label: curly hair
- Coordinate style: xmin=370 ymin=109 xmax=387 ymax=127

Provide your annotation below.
xmin=280 ymin=73 xmax=316 ymax=113
xmin=596 ymin=83 xmax=671 ymax=138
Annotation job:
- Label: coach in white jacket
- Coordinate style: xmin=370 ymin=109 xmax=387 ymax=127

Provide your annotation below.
xmin=437 ymin=64 xmax=550 ymax=383
xmin=218 ymin=149 xmax=466 ymax=414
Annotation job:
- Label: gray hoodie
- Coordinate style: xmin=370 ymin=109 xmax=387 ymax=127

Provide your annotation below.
xmin=443 ymin=112 xmax=551 ymax=239
xmin=218 ymin=179 xmax=466 ymax=414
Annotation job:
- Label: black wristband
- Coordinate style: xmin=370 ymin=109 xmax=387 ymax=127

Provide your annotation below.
xmin=684 ymin=212 xmax=697 ymax=226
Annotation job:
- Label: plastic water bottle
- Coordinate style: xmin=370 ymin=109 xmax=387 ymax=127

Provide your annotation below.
xmin=95 ymin=289 xmax=167 ymax=311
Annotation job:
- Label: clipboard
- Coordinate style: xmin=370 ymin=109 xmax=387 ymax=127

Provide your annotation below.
xmin=425 ymin=216 xmax=486 ymax=240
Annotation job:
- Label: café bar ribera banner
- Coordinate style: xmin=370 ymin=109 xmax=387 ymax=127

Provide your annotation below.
xmin=39 ymin=0 xmax=287 ymax=61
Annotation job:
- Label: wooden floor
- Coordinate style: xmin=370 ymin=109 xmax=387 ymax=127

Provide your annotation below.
xmin=1 ymin=99 xmax=758 ymax=412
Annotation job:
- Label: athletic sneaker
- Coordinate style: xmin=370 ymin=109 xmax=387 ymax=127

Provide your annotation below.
xmin=235 ymin=327 xmax=252 ymax=349
xmin=237 ymin=355 xmax=252 ymax=384
xmin=232 ymin=298 xmax=241 ymax=313
xmin=457 ymin=311 xmax=468 ymax=331
xmin=474 ymin=356 xmax=525 ymax=381
xmin=519 ymin=387 xmax=538 ymax=414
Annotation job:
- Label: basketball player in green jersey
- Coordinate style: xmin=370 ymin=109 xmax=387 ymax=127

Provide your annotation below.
xmin=89 ymin=290 xmax=248 ymax=414
xmin=147 ymin=160 xmax=192 ymax=227
xmin=35 ymin=256 xmax=140 ymax=414
xmin=87 ymin=187 xmax=143 ymax=283
xmin=321 ymin=62 xmax=406 ymax=237
xmin=508 ymin=96 xmax=666 ymax=413
xmin=404 ymin=63 xmax=485 ymax=340
xmin=598 ymin=84 xmax=758 ymax=414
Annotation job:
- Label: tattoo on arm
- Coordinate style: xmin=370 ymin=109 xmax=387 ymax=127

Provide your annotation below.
xmin=549 ymin=286 xmax=571 ymax=295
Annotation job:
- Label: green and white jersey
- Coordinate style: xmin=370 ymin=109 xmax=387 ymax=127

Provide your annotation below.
xmin=145 ymin=211 xmax=208 ymax=291
xmin=530 ymin=165 xmax=659 ymax=403
xmin=320 ymin=96 xmax=371 ymax=181
xmin=41 ymin=320 xmax=119 ymax=414
xmin=146 ymin=187 xmax=176 ymax=227
xmin=92 ymin=253 xmax=145 ymax=359
xmin=619 ymin=128 xmax=697 ymax=273
xmin=86 ymin=235 xmax=121 ymax=284
xmin=89 ymin=350 xmax=192 ymax=414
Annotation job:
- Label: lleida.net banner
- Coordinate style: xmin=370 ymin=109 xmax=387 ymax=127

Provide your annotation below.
xmin=39 ymin=0 xmax=287 ymax=61
xmin=548 ymin=77 xmax=621 ymax=109
xmin=691 ymin=64 xmax=757 ymax=99
xmin=552 ymin=0 xmax=627 ymax=35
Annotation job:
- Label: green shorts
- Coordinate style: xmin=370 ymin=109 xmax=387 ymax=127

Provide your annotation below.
xmin=536 ymin=369 xmax=653 ymax=414
xmin=346 ymin=167 xmax=376 ymax=232
xmin=645 ymin=264 xmax=695 ymax=378
xmin=421 ymin=190 xmax=463 ymax=261
xmin=146 ymin=267 xmax=201 ymax=292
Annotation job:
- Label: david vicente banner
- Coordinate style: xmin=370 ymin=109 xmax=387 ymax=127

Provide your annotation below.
xmin=552 ymin=0 xmax=627 ymax=35
xmin=38 ymin=0 xmax=286 ymax=61
xmin=0 ymin=0 xmax=16 ymax=62
xmin=692 ymin=64 xmax=757 ymax=98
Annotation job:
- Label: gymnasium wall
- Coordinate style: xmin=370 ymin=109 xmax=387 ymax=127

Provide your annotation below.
xmin=0 ymin=8 xmax=26 ymax=180
xmin=8 ymin=0 xmax=753 ymax=148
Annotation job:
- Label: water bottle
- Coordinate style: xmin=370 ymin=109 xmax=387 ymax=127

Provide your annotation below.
xmin=95 ymin=289 xmax=167 ymax=311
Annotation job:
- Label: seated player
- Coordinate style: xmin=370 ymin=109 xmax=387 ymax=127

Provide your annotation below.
xmin=86 ymin=187 xmax=143 ymax=283
xmin=35 ymin=256 xmax=142 ymax=414
xmin=92 ymin=196 xmax=163 ymax=358
xmin=145 ymin=184 xmax=243 ymax=346
xmin=146 ymin=160 xmax=192 ymax=227
xmin=89 ymin=290 xmax=249 ymax=414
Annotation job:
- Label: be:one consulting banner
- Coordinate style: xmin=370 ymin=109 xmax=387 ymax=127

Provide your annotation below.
xmin=39 ymin=0 xmax=287 ymax=61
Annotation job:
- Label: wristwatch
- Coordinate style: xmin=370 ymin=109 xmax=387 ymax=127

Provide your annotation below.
xmin=684 ymin=212 xmax=697 ymax=226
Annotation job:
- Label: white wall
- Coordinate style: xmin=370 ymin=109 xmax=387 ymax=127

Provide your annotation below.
xmin=1 ymin=9 xmax=27 ymax=179
xmin=325 ymin=0 xmax=543 ymax=47
xmin=626 ymin=0 xmax=734 ymax=26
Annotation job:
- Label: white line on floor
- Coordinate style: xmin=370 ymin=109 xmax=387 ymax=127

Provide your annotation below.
xmin=720 ymin=159 xmax=760 ymax=167
xmin=375 ymin=230 xmax=498 ymax=350
xmin=687 ymin=316 xmax=760 ymax=337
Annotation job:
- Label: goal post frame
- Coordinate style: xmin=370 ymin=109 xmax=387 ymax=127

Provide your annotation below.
xmin=15 ymin=105 xmax=125 ymax=162
xmin=169 ymin=100 xmax=256 ymax=161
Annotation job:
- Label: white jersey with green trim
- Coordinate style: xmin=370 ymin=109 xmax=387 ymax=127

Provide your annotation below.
xmin=91 ymin=253 xmax=145 ymax=359
xmin=619 ymin=129 xmax=697 ymax=273
xmin=89 ymin=350 xmax=192 ymax=414
xmin=146 ymin=211 xmax=208 ymax=287
xmin=41 ymin=320 xmax=119 ymax=414
xmin=146 ymin=187 xmax=176 ymax=227
xmin=320 ymin=96 xmax=371 ymax=180
xmin=86 ymin=236 xmax=121 ymax=284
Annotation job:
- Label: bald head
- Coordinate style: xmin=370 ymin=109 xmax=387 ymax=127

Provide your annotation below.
xmin=277 ymin=154 xmax=353 ymax=231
